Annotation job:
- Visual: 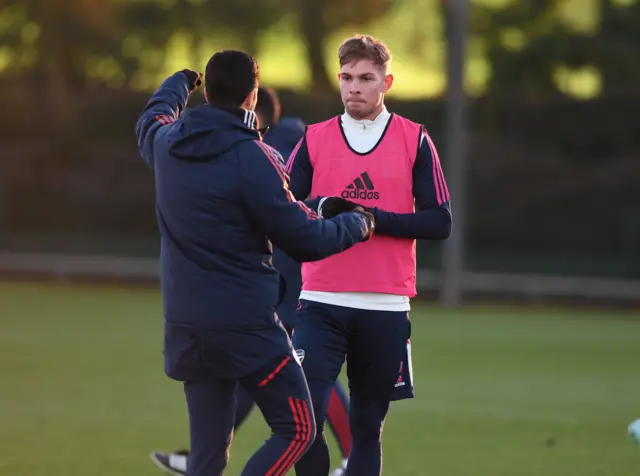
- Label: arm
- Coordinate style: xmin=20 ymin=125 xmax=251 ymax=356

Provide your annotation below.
xmin=285 ymin=136 xmax=323 ymax=211
xmin=135 ymin=71 xmax=200 ymax=168
xmin=371 ymin=128 xmax=452 ymax=239
xmin=241 ymin=141 xmax=372 ymax=262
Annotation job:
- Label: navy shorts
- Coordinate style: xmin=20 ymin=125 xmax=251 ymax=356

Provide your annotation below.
xmin=292 ymin=300 xmax=414 ymax=402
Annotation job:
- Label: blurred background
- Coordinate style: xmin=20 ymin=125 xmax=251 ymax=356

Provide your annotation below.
xmin=0 ymin=0 xmax=639 ymax=304
xmin=1 ymin=1 xmax=640 ymax=475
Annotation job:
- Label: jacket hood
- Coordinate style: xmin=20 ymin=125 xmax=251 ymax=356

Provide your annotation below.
xmin=168 ymin=104 xmax=260 ymax=162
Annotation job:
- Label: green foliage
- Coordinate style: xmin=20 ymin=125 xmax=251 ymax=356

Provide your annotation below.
xmin=471 ymin=0 xmax=640 ymax=97
xmin=322 ymin=0 xmax=397 ymax=30
xmin=295 ymin=0 xmax=398 ymax=93
xmin=120 ymin=0 xmax=286 ymax=58
xmin=1 ymin=0 xmax=640 ymax=102
xmin=0 ymin=0 xmax=129 ymax=81
xmin=0 ymin=0 xmax=136 ymax=140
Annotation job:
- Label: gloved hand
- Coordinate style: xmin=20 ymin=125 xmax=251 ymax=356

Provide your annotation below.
xmin=180 ymin=69 xmax=203 ymax=92
xmin=350 ymin=206 xmax=376 ymax=241
xmin=319 ymin=197 xmax=362 ymax=218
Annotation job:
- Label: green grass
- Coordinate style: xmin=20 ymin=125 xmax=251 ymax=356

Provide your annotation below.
xmin=1 ymin=281 xmax=639 ymax=475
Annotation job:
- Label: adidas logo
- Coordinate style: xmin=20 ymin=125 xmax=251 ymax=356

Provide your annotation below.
xmin=395 ymin=361 xmax=405 ymax=388
xmin=342 ymin=172 xmax=379 ymax=200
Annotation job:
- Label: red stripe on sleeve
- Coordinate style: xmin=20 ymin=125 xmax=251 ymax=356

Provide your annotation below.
xmin=255 ymin=141 xmax=319 ymax=220
xmin=285 ymin=138 xmax=304 ymax=174
xmin=424 ymin=131 xmax=450 ymax=205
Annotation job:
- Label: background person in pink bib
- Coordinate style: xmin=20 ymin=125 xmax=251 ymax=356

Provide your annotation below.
xmin=286 ymin=35 xmax=452 ymax=475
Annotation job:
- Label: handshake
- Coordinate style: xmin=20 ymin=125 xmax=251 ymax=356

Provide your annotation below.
xmin=319 ymin=197 xmax=375 ymax=240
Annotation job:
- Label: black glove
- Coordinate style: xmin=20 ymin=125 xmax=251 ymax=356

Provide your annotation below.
xmin=319 ymin=197 xmax=361 ymax=218
xmin=180 ymin=69 xmax=203 ymax=92
xmin=350 ymin=206 xmax=376 ymax=241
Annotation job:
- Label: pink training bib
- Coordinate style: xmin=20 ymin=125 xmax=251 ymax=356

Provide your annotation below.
xmin=303 ymin=114 xmax=421 ymax=297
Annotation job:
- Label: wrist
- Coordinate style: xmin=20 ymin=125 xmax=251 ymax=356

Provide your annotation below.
xmin=317 ymin=197 xmax=329 ymax=217
xmin=178 ymin=69 xmax=202 ymax=92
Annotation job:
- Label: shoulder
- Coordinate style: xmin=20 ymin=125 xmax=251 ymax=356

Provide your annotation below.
xmin=236 ymin=139 xmax=284 ymax=166
xmin=391 ymin=113 xmax=423 ymax=133
xmin=265 ymin=118 xmax=306 ymax=157
xmin=388 ymin=114 xmax=425 ymax=163
xmin=307 ymin=116 xmax=340 ymax=133
xmin=277 ymin=117 xmax=306 ymax=137
xmin=252 ymin=139 xmax=284 ymax=162
xmin=236 ymin=140 xmax=289 ymax=187
xmin=391 ymin=115 xmax=438 ymax=149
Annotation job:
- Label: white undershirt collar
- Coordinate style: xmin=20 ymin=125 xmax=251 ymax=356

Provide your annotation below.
xmin=341 ymin=106 xmax=390 ymax=131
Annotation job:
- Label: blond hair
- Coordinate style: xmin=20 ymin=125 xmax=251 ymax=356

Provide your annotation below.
xmin=338 ymin=35 xmax=392 ymax=72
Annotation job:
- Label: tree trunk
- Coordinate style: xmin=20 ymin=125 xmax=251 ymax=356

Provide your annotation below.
xmin=44 ymin=45 xmax=76 ymax=142
xmin=598 ymin=0 xmax=621 ymax=95
xmin=296 ymin=0 xmax=333 ymax=95
xmin=190 ymin=33 xmax=202 ymax=71
xmin=38 ymin=3 xmax=76 ymax=143
xmin=243 ymin=31 xmax=260 ymax=59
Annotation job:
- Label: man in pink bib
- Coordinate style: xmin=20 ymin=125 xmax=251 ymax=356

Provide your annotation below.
xmin=286 ymin=35 xmax=452 ymax=475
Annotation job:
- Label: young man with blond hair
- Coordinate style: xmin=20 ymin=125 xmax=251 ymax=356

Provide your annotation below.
xmin=286 ymin=35 xmax=452 ymax=475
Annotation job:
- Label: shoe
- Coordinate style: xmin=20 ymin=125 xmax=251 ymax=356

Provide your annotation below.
xmin=330 ymin=458 xmax=348 ymax=476
xmin=150 ymin=449 xmax=189 ymax=476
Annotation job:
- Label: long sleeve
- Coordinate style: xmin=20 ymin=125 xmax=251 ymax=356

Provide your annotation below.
xmin=285 ymin=136 xmax=323 ymax=211
xmin=371 ymin=128 xmax=452 ymax=239
xmin=240 ymin=141 xmax=370 ymax=262
xmin=135 ymin=72 xmax=192 ymax=168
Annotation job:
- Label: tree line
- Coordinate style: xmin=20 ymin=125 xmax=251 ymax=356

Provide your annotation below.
xmin=0 ymin=0 xmax=639 ymax=133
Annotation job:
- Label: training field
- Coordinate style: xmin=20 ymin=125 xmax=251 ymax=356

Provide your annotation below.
xmin=1 ymin=281 xmax=639 ymax=475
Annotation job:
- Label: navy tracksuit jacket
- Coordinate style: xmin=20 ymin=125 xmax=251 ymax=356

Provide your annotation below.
xmin=264 ymin=118 xmax=306 ymax=328
xmin=135 ymin=72 xmax=369 ymax=379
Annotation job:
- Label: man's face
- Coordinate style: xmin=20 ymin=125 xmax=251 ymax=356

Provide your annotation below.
xmin=338 ymin=60 xmax=393 ymax=120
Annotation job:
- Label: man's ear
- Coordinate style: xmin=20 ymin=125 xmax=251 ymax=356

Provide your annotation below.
xmin=204 ymin=89 xmax=209 ymax=103
xmin=242 ymin=88 xmax=258 ymax=111
xmin=383 ymin=74 xmax=394 ymax=93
